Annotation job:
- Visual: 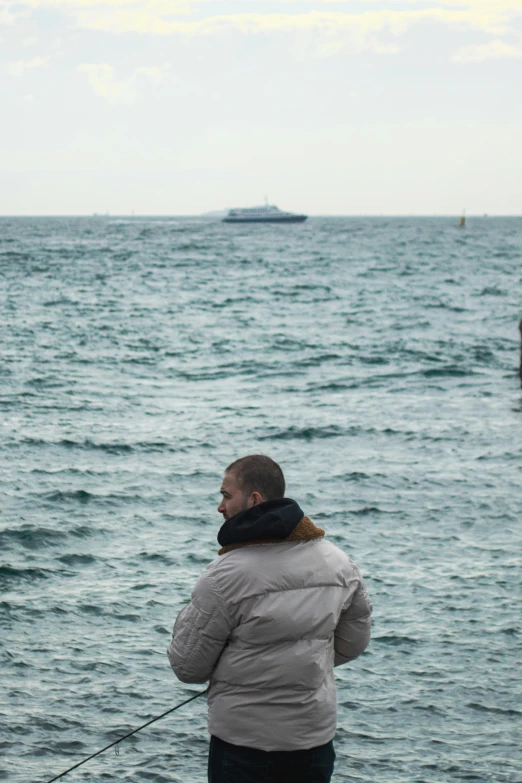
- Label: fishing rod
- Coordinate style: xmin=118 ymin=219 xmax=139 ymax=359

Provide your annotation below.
xmin=41 ymin=687 xmax=208 ymax=783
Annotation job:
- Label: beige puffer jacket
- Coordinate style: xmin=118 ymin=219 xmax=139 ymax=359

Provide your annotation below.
xmin=167 ymin=516 xmax=372 ymax=751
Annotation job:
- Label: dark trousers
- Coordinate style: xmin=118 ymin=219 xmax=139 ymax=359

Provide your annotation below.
xmin=208 ymin=735 xmax=335 ymax=783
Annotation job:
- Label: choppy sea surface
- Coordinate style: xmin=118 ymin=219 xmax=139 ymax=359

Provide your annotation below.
xmin=1 ymin=216 xmax=521 ymax=783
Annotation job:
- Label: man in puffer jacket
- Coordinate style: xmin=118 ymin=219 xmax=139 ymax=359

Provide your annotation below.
xmin=168 ymin=455 xmax=372 ymax=783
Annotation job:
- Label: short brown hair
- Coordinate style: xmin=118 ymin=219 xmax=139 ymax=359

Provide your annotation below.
xmin=225 ymin=455 xmax=285 ymax=501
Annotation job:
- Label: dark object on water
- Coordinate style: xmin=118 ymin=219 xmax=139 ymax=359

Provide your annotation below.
xmin=223 ymin=205 xmax=307 ymax=224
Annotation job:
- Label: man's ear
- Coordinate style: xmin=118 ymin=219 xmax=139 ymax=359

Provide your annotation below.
xmin=250 ymin=491 xmax=264 ymax=507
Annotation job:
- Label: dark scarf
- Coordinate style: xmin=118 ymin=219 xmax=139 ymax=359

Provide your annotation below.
xmin=217 ymin=498 xmax=325 ymax=555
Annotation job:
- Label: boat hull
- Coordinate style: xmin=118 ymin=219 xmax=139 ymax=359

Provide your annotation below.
xmin=223 ymin=215 xmax=307 ymax=224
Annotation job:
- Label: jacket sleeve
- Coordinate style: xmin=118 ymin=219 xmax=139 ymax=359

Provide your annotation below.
xmin=334 ymin=567 xmax=372 ymax=667
xmin=167 ymin=568 xmax=235 ymax=684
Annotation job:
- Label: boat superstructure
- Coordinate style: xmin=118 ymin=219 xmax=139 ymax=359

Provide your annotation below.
xmin=223 ymin=205 xmax=307 ymax=224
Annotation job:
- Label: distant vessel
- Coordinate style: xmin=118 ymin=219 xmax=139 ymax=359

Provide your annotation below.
xmin=223 ymin=204 xmax=307 ymax=224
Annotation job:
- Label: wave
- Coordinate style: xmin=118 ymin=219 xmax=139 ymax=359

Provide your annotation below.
xmin=42 ymin=296 xmax=76 ymax=308
xmin=43 ymin=490 xmax=94 ymax=504
xmin=295 ymin=353 xmax=342 ymax=368
xmin=39 ymin=489 xmax=148 ymax=506
xmin=57 ymin=553 xmax=97 ymax=566
xmin=335 ymin=471 xmax=373 ymax=481
xmin=351 ymin=505 xmax=387 ymax=515
xmin=25 ymin=375 xmax=68 ymax=388
xmin=138 ymin=552 xmax=176 ymax=565
xmin=479 ymin=286 xmax=505 ymax=296
xmin=259 ymin=425 xmax=352 ymax=440
xmin=467 ymin=702 xmax=521 ymax=716
xmin=373 ymin=634 xmax=420 ymax=645
xmin=0 ymin=526 xmax=68 ymax=550
xmin=16 ymin=437 xmax=177 ymax=454
xmin=0 ymin=251 xmax=33 ymax=262
xmin=78 ymin=603 xmax=105 ymax=615
xmin=422 ymin=366 xmax=474 ymax=378
xmin=0 ymin=565 xmax=51 ymax=582
xmin=307 ymin=380 xmax=361 ymax=391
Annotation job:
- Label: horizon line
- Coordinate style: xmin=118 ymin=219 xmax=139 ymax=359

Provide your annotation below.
xmin=1 ymin=213 xmax=521 ymax=219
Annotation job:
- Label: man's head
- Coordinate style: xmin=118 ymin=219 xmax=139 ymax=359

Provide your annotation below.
xmin=217 ymin=455 xmax=286 ymax=521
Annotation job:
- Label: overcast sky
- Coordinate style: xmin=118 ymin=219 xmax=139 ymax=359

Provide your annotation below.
xmin=1 ymin=0 xmax=521 ymax=215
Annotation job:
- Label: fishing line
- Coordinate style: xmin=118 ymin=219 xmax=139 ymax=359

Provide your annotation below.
xmin=41 ymin=688 xmax=208 ymax=783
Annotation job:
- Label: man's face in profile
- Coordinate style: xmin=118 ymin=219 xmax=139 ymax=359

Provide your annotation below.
xmin=217 ymin=472 xmax=249 ymax=521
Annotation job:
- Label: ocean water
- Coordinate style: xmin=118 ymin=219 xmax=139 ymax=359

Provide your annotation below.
xmin=1 ymin=215 xmax=521 ymax=783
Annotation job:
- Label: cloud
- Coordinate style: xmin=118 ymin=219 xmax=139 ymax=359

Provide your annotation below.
xmin=134 ymin=65 xmax=164 ymax=83
xmin=19 ymin=0 xmax=522 ymax=6
xmin=7 ymin=0 xmax=522 ymax=60
xmin=77 ymin=62 xmax=167 ymax=103
xmin=77 ymin=8 xmax=181 ymax=34
xmin=26 ymin=0 xmax=190 ymax=11
xmin=452 ymin=38 xmax=522 ymax=61
xmin=12 ymin=0 xmax=522 ymax=23
xmin=0 ymin=3 xmax=30 ymax=25
xmin=71 ymin=7 xmax=510 ymax=38
xmin=77 ymin=63 xmax=131 ymax=103
xmin=6 ymin=56 xmax=49 ymax=76
xmin=0 ymin=8 xmax=14 ymax=25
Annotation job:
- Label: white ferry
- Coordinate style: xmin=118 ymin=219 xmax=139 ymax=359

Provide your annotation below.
xmin=223 ymin=204 xmax=307 ymax=224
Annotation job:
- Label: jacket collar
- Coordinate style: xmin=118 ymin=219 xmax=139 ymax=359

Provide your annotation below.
xmin=218 ymin=512 xmax=325 ymax=555
xmin=217 ymin=497 xmax=303 ymax=549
